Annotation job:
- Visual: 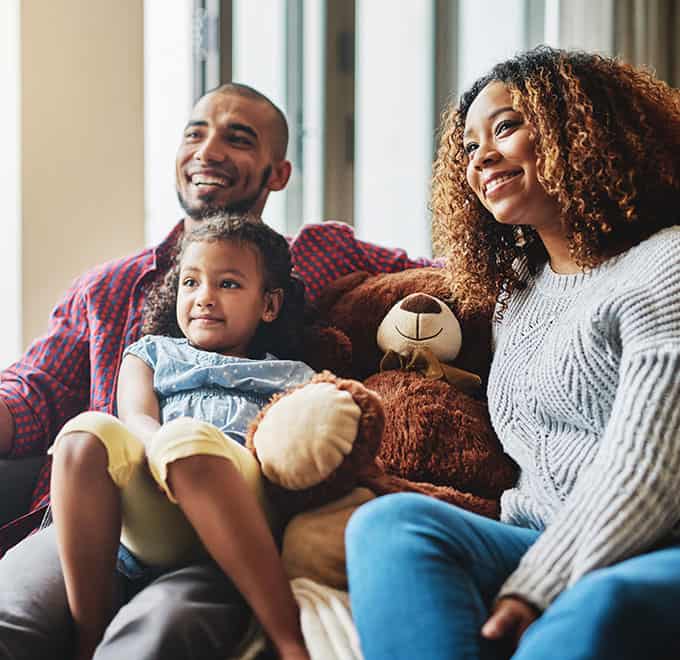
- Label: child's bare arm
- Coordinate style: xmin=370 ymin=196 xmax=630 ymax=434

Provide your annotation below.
xmin=116 ymin=354 xmax=161 ymax=449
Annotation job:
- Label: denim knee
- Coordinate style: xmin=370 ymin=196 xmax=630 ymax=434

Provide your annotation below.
xmin=346 ymin=493 xmax=430 ymax=555
xmin=564 ymin=568 xmax=642 ymax=630
xmin=518 ymin=568 xmax=657 ymax=660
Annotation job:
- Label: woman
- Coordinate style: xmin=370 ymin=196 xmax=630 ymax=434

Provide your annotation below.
xmin=346 ymin=47 xmax=680 ymax=659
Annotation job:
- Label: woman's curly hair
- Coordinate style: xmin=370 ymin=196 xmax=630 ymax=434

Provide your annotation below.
xmin=432 ymin=45 xmax=680 ymax=316
xmin=142 ymin=214 xmax=306 ymax=360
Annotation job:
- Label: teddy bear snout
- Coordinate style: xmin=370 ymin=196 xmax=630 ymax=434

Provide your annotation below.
xmin=399 ymin=293 xmax=442 ymax=314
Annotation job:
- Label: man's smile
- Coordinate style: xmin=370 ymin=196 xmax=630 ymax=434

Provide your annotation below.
xmin=187 ymin=167 xmax=236 ymax=190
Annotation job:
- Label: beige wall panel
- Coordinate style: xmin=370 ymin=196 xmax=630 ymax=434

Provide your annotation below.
xmin=21 ymin=0 xmax=145 ymax=347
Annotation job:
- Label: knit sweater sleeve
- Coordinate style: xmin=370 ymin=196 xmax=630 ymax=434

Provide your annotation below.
xmin=498 ymin=242 xmax=680 ymax=610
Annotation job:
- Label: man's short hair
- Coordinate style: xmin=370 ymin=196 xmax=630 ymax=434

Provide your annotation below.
xmin=211 ymin=82 xmax=289 ymax=160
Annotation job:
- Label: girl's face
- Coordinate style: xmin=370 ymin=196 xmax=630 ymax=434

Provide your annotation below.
xmin=176 ymin=239 xmax=282 ymax=357
xmin=463 ymin=81 xmax=561 ymax=233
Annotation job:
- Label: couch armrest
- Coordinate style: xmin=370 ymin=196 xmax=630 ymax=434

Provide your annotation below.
xmin=0 ymin=457 xmax=45 ymax=527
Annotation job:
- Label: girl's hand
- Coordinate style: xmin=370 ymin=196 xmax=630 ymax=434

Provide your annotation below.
xmin=481 ymin=596 xmax=538 ymax=651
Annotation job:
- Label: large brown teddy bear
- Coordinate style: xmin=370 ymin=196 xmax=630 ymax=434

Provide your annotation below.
xmin=247 ymin=267 xmax=517 ymax=588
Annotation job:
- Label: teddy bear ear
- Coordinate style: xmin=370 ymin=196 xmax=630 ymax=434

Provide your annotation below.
xmin=302 ymin=323 xmax=353 ymax=376
xmin=313 ymin=271 xmax=371 ymax=317
xmin=252 ymin=380 xmax=363 ymax=491
xmin=246 ymin=371 xmax=385 ymax=521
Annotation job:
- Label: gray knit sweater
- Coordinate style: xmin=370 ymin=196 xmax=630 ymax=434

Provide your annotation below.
xmin=488 ymin=226 xmax=680 ymax=611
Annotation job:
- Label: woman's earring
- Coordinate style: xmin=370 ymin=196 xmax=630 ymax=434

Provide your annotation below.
xmin=513 ymin=226 xmax=527 ymax=247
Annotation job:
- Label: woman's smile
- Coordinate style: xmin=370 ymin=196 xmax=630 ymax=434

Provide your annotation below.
xmin=483 ymin=169 xmax=523 ymax=198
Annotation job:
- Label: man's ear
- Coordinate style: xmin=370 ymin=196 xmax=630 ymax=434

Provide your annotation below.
xmin=267 ymin=160 xmax=292 ymax=192
xmin=262 ymin=288 xmax=284 ymax=322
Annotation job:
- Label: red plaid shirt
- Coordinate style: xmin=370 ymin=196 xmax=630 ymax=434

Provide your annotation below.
xmin=0 ymin=219 xmax=433 ymax=554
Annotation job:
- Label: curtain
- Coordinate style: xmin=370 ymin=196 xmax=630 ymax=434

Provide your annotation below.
xmin=555 ymin=0 xmax=679 ymax=87
xmin=614 ymin=0 xmax=680 ymax=87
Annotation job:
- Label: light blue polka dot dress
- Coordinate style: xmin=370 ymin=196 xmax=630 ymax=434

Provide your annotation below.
xmin=123 ymin=335 xmax=314 ymax=445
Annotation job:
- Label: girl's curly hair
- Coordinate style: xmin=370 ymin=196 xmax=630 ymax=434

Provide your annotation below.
xmin=432 ymin=46 xmax=680 ymax=316
xmin=142 ymin=214 xmax=306 ymax=360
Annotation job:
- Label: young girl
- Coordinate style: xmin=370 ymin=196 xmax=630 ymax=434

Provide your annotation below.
xmin=49 ymin=215 xmax=313 ymax=660
xmin=346 ymin=47 xmax=680 ymax=659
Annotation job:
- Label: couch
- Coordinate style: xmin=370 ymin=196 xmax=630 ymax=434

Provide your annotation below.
xmin=0 ymin=456 xmax=44 ymax=528
xmin=0 ymin=457 xmax=362 ymax=660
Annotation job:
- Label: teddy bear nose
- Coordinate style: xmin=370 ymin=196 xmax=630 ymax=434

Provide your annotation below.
xmin=399 ymin=294 xmax=442 ymax=314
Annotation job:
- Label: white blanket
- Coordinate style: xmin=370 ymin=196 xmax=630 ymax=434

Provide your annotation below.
xmin=294 ymin=578 xmax=363 ymax=660
xmin=231 ymin=578 xmax=363 ymax=660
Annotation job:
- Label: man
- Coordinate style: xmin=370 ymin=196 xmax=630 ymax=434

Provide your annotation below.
xmin=0 ymin=83 xmax=431 ymax=659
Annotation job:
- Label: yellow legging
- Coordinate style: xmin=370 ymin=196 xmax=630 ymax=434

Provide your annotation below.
xmin=50 ymin=412 xmax=271 ymax=567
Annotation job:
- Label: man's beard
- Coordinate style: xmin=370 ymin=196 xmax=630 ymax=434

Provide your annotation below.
xmin=178 ymin=165 xmax=273 ymax=220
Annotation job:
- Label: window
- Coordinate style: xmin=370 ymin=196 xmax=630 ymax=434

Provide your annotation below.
xmin=144 ymin=0 xmax=193 ymax=246
xmin=232 ymin=0 xmax=288 ymax=231
xmin=231 ymin=0 xmax=327 ymax=234
xmin=354 ymin=0 xmax=435 ymax=257
xmin=219 ymin=0 xmax=550 ymax=256
xmin=145 ymin=0 xmax=557 ymax=255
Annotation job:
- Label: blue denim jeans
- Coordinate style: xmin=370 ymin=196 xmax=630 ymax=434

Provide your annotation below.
xmin=116 ymin=543 xmax=169 ymax=602
xmin=346 ymin=493 xmax=680 ymax=660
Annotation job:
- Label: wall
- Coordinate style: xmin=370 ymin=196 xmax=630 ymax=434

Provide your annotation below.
xmin=0 ymin=0 xmax=21 ymax=368
xmin=20 ymin=0 xmax=145 ymax=351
